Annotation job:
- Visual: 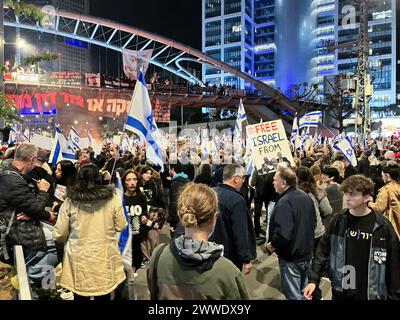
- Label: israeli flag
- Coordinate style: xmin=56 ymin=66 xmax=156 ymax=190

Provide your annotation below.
xmin=88 ymin=131 xmax=94 ymax=148
xmin=234 ymin=99 xmax=247 ymax=149
xmin=335 ymin=136 xmax=358 ymax=167
xmin=235 ymin=99 xmax=247 ymax=133
xmin=331 ymin=132 xmax=346 ymax=148
xmin=68 ymin=126 xmax=82 ymax=152
xmin=314 ymin=133 xmax=323 ymax=147
xmin=290 ymin=117 xmax=299 ymax=151
xmin=300 ymin=127 xmax=309 ymax=152
xmin=22 ymin=128 xmax=31 ymax=142
xmin=121 ymin=134 xmax=132 ymax=152
xmin=116 ymin=172 xmax=132 ymax=266
xmin=49 ymin=127 xmax=78 ymax=165
xmin=124 ymin=71 xmax=164 ymax=171
xmin=244 ymin=151 xmax=255 ymax=175
xmin=299 ymin=111 xmax=323 ymax=128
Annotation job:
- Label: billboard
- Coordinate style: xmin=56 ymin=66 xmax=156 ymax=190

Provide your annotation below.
xmin=4 ymin=84 xmax=171 ymax=123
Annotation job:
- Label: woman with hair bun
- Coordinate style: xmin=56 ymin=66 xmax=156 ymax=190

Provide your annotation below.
xmin=147 ymin=183 xmax=251 ymax=300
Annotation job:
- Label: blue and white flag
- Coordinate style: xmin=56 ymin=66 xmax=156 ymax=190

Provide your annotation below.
xmin=363 ymin=135 xmax=368 ymax=151
xmin=335 ymin=136 xmax=357 ymax=167
xmin=22 ymin=128 xmax=31 ymax=142
xmin=115 ymin=172 xmax=132 ymax=267
xmin=121 ymin=134 xmax=132 ymax=152
xmin=290 ymin=117 xmax=299 ymax=151
xmin=300 ymin=127 xmax=310 ymax=152
xmin=314 ymin=133 xmax=323 ymax=147
xmin=299 ymin=111 xmax=323 ymax=128
xmin=68 ymin=126 xmax=82 ymax=152
xmin=331 ymin=132 xmax=346 ymax=148
xmin=88 ymin=131 xmax=94 ymax=148
xmin=124 ymin=71 xmax=164 ymax=171
xmin=235 ymin=99 xmax=247 ymax=133
xmin=49 ymin=127 xmax=78 ymax=165
xmin=234 ymin=99 xmax=247 ymax=150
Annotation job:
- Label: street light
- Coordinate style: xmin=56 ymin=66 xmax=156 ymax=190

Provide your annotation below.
xmin=16 ymin=38 xmax=26 ymax=49
xmin=3 ymin=38 xmax=27 ymax=48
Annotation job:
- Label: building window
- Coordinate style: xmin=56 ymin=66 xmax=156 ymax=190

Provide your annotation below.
xmin=224 ymin=0 xmax=241 ymax=15
xmin=205 ymin=49 xmax=222 ymax=75
xmin=245 ymin=0 xmax=252 ymax=17
xmin=205 ymin=21 xmax=221 ymax=47
xmin=245 ymin=20 xmax=252 ymax=46
xmin=205 ymin=0 xmax=221 ymax=18
xmin=224 ymin=46 xmax=241 ymax=71
xmin=225 ymin=17 xmax=242 ymax=44
xmin=255 ymin=0 xmax=274 ymax=24
xmin=224 ymin=76 xmax=240 ymax=88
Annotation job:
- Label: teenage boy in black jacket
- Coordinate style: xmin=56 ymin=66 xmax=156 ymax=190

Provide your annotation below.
xmin=305 ymin=175 xmax=400 ymax=300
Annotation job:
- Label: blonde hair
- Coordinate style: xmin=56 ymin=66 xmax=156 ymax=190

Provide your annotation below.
xmin=310 ymin=165 xmax=322 ymax=186
xmin=177 ymin=183 xmax=218 ymax=228
xmin=331 ymin=161 xmax=345 ymax=178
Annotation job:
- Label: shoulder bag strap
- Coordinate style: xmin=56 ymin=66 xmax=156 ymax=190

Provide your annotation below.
xmin=148 ymin=242 xmax=168 ymax=300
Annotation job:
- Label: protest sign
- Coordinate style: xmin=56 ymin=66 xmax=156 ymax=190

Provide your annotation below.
xmin=246 ymin=120 xmax=294 ymax=175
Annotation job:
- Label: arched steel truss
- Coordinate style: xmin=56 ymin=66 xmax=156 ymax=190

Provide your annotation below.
xmin=3 ymin=7 xmax=298 ymax=112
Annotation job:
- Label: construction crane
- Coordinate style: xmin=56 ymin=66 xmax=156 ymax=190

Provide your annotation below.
xmin=325 ymin=0 xmax=374 ymax=141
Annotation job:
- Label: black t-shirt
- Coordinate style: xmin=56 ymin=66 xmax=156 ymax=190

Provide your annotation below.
xmin=343 ymin=211 xmax=376 ymax=300
xmin=124 ymin=194 xmax=147 ymax=235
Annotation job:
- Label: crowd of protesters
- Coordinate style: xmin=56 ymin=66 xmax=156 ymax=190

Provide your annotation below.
xmin=0 ymin=132 xmax=400 ymax=300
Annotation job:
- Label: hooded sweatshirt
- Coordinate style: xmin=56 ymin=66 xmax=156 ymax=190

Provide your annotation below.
xmin=148 ymin=236 xmax=251 ymax=300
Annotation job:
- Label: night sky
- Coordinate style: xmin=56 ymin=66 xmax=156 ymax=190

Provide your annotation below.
xmin=89 ymin=0 xmax=202 ymax=75
xmin=89 ymin=0 xmax=202 ymax=49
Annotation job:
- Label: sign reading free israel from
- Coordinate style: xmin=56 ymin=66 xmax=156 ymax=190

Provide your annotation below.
xmin=246 ymin=120 xmax=295 ymax=174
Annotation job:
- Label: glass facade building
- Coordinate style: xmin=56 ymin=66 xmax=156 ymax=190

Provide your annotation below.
xmin=202 ymin=0 xmax=398 ymax=111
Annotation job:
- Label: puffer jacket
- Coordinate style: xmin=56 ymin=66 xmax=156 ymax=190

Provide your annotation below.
xmin=369 ymin=181 xmax=400 ymax=240
xmin=0 ymin=165 xmax=50 ymax=221
xmin=308 ymin=210 xmax=400 ymax=300
xmin=53 ymin=185 xmax=127 ymax=297
xmin=0 ymin=165 xmax=50 ymax=253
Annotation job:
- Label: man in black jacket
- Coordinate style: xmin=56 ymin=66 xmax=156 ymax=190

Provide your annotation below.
xmin=168 ymin=162 xmax=190 ymax=239
xmin=210 ymin=164 xmax=256 ymax=274
xmin=250 ymin=170 xmax=279 ymax=240
xmin=304 ymin=175 xmax=400 ymax=300
xmin=28 ymin=148 xmax=56 ymax=206
xmin=0 ymin=143 xmax=54 ymax=262
xmin=265 ymin=167 xmax=316 ymax=300
xmin=357 ymin=150 xmax=371 ymax=176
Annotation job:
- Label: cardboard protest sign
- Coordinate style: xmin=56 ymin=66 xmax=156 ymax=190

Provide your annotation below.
xmin=246 ymin=120 xmax=295 ymax=175
xmin=30 ymin=134 xmax=53 ymax=151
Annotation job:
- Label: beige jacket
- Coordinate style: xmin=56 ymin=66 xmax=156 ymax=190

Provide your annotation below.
xmin=369 ymin=181 xmax=400 ymax=239
xmin=53 ymin=186 xmax=128 ymax=296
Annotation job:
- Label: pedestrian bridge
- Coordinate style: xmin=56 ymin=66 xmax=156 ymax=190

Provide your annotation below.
xmin=3 ymin=5 xmax=299 ymax=117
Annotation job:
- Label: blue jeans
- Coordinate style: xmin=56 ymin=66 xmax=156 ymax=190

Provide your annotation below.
xmin=25 ymin=223 xmax=58 ymax=284
xmin=278 ymin=258 xmax=310 ymax=300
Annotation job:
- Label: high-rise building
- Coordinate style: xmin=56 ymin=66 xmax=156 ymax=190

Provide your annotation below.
xmin=335 ymin=0 xmax=397 ymax=110
xmin=202 ymin=0 xmax=398 ymax=112
xmin=19 ymin=0 xmax=91 ymax=73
